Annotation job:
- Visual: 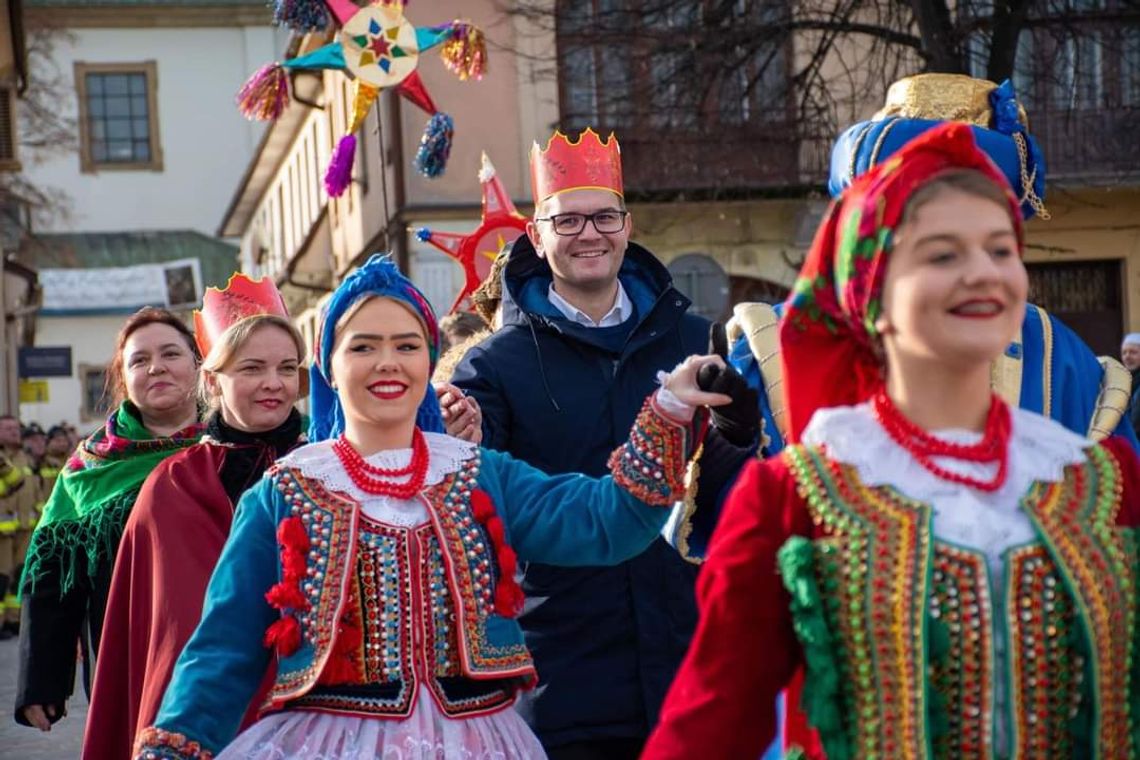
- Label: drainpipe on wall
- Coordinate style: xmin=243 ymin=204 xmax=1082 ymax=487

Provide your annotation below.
xmin=383 ymin=89 xmax=408 ymax=273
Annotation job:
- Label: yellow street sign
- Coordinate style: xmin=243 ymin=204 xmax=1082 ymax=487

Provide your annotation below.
xmin=18 ymin=380 xmax=49 ymax=404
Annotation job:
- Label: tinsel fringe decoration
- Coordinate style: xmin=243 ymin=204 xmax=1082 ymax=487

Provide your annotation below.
xmin=324 ymin=134 xmax=357 ymax=197
xmin=414 ymin=112 xmax=454 ymax=179
xmin=237 ymin=62 xmax=290 ymax=121
xmin=272 ymin=0 xmax=329 ymax=32
xmin=440 ymin=21 xmax=487 ymax=81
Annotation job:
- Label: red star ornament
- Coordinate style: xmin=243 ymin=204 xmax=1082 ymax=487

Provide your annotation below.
xmin=416 ymin=153 xmax=527 ymax=314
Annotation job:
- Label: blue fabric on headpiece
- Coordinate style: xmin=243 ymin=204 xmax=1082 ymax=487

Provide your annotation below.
xmin=828 ymin=79 xmax=1046 ymax=220
xmin=308 ymin=253 xmax=445 ymax=441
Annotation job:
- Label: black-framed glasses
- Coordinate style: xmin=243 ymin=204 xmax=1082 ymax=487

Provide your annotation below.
xmin=535 ymin=210 xmax=628 ymax=236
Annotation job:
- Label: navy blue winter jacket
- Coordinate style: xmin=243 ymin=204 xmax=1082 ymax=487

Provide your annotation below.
xmin=451 ymin=236 xmax=710 ymax=747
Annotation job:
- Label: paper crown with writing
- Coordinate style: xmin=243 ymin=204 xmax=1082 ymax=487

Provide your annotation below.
xmin=530 ymin=128 xmax=623 ymax=207
xmin=193 ymin=273 xmax=289 ymax=359
xmin=236 ymin=0 xmax=487 ymax=196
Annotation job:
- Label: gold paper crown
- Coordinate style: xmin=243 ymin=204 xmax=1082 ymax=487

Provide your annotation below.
xmin=530 ymin=128 xmax=623 ymax=206
xmin=873 ymin=73 xmax=1029 ymax=129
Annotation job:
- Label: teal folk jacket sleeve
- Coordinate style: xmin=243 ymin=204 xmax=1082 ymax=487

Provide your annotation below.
xmin=480 ymin=396 xmax=699 ymax=567
xmin=135 ymin=477 xmax=280 ymax=758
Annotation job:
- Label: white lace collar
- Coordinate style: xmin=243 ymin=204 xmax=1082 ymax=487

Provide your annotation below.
xmin=801 ymin=402 xmax=1091 ymax=501
xmin=277 ymin=432 xmax=478 ymax=499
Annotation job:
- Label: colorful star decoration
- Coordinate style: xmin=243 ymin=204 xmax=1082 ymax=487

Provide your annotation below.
xmin=236 ymin=0 xmax=487 ymax=192
xmin=416 ymin=153 xmax=528 ymax=314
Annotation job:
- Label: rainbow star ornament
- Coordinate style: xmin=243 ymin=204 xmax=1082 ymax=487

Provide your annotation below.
xmin=416 ymin=153 xmax=527 ymax=314
xmin=236 ymin=0 xmax=487 ymax=196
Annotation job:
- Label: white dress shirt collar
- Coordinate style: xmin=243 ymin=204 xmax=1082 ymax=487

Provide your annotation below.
xmin=546 ymin=281 xmax=633 ymax=328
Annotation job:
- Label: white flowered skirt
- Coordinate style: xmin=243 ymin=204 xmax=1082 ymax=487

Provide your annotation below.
xmin=217 ymin=688 xmax=546 ymax=760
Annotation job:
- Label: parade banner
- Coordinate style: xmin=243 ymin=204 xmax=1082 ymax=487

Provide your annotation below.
xmin=38 ymin=258 xmax=203 ymax=314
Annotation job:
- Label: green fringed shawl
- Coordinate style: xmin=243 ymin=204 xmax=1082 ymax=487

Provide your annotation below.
xmin=22 ymin=402 xmax=203 ymax=596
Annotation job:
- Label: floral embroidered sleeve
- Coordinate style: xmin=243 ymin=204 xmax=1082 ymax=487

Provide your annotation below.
xmin=478 ymin=390 xmax=703 ymax=568
xmin=133 ymin=727 xmax=213 ymax=760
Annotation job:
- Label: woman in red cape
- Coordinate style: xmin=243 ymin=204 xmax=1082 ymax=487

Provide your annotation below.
xmin=83 ymin=279 xmax=308 ymax=760
xmin=643 ymin=123 xmax=1140 ymax=759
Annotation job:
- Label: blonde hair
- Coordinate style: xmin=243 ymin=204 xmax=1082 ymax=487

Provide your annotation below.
xmin=199 ymin=314 xmax=305 ymax=408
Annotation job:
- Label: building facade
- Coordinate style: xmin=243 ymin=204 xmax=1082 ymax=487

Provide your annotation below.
xmin=0 ymin=0 xmax=35 ymax=417
xmin=15 ymin=0 xmax=283 ymax=428
xmin=224 ymin=0 xmax=1140 ymax=362
xmin=220 ymin=0 xmax=554 ymax=353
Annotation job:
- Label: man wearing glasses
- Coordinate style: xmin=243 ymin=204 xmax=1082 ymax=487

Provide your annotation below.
xmin=452 ymin=128 xmax=756 ymax=760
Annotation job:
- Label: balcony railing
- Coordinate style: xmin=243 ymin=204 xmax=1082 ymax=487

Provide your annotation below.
xmin=1032 ymin=107 xmax=1140 ymax=181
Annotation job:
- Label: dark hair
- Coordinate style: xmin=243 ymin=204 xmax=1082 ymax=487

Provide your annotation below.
xmin=105 ymin=307 xmax=200 ymax=407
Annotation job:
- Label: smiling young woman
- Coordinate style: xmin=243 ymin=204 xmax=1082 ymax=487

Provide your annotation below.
xmin=16 ymin=307 xmax=205 ymax=736
xmin=642 ymin=123 xmax=1140 ymax=760
xmin=83 ymin=278 xmax=310 ymax=760
xmin=131 ymin=255 xmax=742 ymax=760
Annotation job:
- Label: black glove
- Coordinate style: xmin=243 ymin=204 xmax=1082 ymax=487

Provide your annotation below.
xmin=696 ymin=322 xmax=760 ymax=447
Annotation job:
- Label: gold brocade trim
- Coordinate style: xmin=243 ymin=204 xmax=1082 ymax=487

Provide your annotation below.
xmin=989 ymin=335 xmax=1023 ymax=408
xmin=1089 ymin=356 xmax=1132 ymax=441
xmin=1035 ymin=305 xmax=1054 ymax=419
xmin=672 ymin=441 xmax=704 ymax=566
xmin=728 ymin=302 xmax=785 ymax=439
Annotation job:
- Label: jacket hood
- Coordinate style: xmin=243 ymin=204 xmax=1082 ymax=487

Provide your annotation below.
xmin=499 ymin=235 xmax=686 ymax=328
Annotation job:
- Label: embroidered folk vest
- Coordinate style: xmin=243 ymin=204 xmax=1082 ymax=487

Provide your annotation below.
xmin=778 ymin=444 xmax=1137 ymax=760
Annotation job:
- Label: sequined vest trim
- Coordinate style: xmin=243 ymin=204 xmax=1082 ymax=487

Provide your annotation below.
xmin=781 ymin=443 xmax=1135 ymax=759
xmin=265 ymin=451 xmax=535 ymax=715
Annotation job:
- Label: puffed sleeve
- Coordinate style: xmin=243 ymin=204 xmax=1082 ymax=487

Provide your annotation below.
xmin=642 ymin=455 xmax=808 ymax=759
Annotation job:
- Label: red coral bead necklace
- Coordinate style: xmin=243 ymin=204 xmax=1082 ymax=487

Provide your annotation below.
xmin=871 ymin=389 xmax=1010 ymax=493
xmin=333 ymin=427 xmax=430 ymax=499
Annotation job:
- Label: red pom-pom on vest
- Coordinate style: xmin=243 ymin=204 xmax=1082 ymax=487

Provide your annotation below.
xmin=263 ymin=615 xmax=302 ymax=656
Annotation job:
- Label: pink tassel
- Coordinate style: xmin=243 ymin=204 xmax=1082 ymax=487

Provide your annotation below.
xmin=237 ymin=63 xmax=289 ymax=121
xmin=324 ymin=134 xmax=357 ymax=197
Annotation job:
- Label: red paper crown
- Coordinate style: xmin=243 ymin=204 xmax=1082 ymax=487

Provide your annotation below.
xmin=530 ymin=128 xmax=623 ymax=206
xmin=193 ymin=273 xmax=289 ymax=358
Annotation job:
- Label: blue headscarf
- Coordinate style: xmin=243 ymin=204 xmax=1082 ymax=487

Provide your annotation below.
xmin=308 ymin=254 xmax=445 ymax=441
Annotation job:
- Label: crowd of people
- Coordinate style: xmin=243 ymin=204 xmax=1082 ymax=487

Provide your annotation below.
xmin=6 ymin=71 xmax=1140 ymax=760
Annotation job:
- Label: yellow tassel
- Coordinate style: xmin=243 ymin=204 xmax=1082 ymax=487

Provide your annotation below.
xmin=348 ymin=81 xmax=380 ymax=134
xmin=440 ymin=22 xmax=487 ymax=82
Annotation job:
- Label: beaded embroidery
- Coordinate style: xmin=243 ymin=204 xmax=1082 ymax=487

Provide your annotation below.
xmin=426 ymin=453 xmax=536 ymax=681
xmin=928 ymin=545 xmax=994 ymax=756
xmin=1019 ymin=444 xmax=1133 ymax=758
xmin=268 ymin=467 xmax=358 ymax=704
xmin=133 ymin=727 xmax=214 ymax=760
xmin=781 ymin=443 xmax=1136 ymax=760
xmin=608 ymin=395 xmax=691 ymax=506
xmin=785 ymin=445 xmax=933 ymax=758
xmin=1005 ymin=545 xmax=1080 ymax=759
xmin=262 ymin=459 xmax=535 ymax=715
